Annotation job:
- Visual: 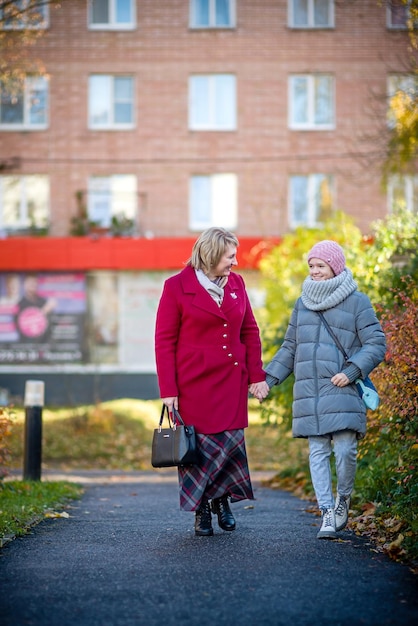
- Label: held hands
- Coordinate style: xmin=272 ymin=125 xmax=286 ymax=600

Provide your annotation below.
xmin=249 ymin=381 xmax=270 ymax=403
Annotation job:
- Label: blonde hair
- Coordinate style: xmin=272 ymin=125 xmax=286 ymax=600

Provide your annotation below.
xmin=187 ymin=227 xmax=239 ymax=274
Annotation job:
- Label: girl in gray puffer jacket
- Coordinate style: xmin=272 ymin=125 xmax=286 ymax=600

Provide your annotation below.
xmin=264 ymin=240 xmax=386 ymax=540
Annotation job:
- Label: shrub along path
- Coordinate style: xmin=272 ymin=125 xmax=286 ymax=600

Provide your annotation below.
xmin=0 ymin=470 xmax=417 ymax=626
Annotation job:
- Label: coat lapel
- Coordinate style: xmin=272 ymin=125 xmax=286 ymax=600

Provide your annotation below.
xmin=180 ymin=266 xmax=227 ymax=318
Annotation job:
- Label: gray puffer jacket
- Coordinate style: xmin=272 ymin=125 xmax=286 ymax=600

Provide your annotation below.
xmin=265 ymin=291 xmax=386 ymax=438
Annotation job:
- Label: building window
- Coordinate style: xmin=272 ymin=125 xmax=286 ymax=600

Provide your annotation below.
xmin=388 ymin=175 xmax=418 ymax=213
xmin=387 ymin=0 xmax=414 ymax=29
xmin=289 ymin=74 xmax=334 ymax=129
xmin=387 ymin=74 xmax=418 ymax=128
xmin=89 ymin=75 xmax=134 ymax=129
xmin=189 ymin=174 xmax=237 ymax=230
xmin=88 ymin=175 xmax=137 ymax=228
xmin=190 ymin=0 xmax=235 ymax=28
xmin=89 ymin=0 xmax=135 ymax=29
xmin=289 ymin=174 xmax=334 ymax=227
xmin=189 ymin=74 xmax=236 ymax=131
xmin=0 ymin=76 xmax=48 ymax=129
xmin=0 ymin=176 xmax=49 ymax=232
xmin=0 ymin=0 xmax=48 ymax=29
xmin=288 ymin=0 xmax=334 ymax=29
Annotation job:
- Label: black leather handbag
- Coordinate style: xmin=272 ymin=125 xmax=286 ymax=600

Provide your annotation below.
xmin=151 ymin=405 xmax=199 ymax=468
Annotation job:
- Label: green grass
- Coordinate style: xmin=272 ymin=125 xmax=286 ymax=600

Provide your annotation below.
xmin=0 ymin=481 xmax=83 ymax=545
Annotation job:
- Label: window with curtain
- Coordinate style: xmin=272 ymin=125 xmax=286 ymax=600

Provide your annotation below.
xmin=89 ymin=0 xmax=135 ymax=29
xmin=189 ymin=74 xmax=236 ymax=130
xmin=0 ymin=0 xmax=48 ymax=29
xmin=190 ymin=0 xmax=235 ymax=28
xmin=289 ymin=0 xmax=334 ymax=28
xmin=289 ymin=174 xmax=334 ymax=227
xmin=88 ymin=175 xmax=137 ymax=227
xmin=189 ymin=174 xmax=238 ymax=230
xmin=289 ymin=74 xmax=334 ymax=129
xmin=0 ymin=176 xmax=49 ymax=232
xmin=89 ymin=75 xmax=134 ymax=129
xmin=0 ymin=76 xmax=48 ymax=129
xmin=388 ymin=175 xmax=418 ymax=213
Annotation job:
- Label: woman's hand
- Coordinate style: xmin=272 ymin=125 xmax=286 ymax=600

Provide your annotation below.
xmin=249 ymin=381 xmax=270 ymax=402
xmin=331 ymin=373 xmax=350 ymax=387
xmin=161 ymin=396 xmax=178 ymax=413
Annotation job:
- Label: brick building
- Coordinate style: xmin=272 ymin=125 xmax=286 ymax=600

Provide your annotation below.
xmin=1 ymin=0 xmax=415 ymax=237
xmin=0 ymin=0 xmax=416 ymax=404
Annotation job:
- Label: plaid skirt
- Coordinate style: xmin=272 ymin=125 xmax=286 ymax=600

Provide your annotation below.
xmin=178 ymin=429 xmax=254 ymax=511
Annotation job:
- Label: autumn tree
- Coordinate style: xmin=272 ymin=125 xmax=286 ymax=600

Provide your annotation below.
xmin=379 ymin=0 xmax=418 ymax=179
xmin=0 ymin=1 xmax=58 ymax=89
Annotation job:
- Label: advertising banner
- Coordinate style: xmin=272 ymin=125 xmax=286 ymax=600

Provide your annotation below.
xmin=0 ymin=272 xmax=87 ymax=364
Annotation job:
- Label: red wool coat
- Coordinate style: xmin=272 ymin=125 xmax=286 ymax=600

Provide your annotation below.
xmin=154 ymin=266 xmax=265 ymax=434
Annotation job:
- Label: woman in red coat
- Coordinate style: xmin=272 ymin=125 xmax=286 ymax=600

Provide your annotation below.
xmin=155 ymin=227 xmax=269 ymax=536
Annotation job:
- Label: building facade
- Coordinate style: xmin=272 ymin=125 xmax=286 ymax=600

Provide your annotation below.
xmin=0 ymin=0 xmax=416 ymax=404
xmin=1 ymin=0 xmax=416 ymax=238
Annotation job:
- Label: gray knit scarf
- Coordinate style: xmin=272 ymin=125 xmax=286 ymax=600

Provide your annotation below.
xmin=195 ymin=269 xmax=227 ymax=307
xmin=301 ymin=268 xmax=357 ymax=311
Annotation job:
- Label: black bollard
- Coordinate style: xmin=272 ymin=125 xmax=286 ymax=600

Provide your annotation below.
xmin=23 ymin=380 xmax=45 ymax=481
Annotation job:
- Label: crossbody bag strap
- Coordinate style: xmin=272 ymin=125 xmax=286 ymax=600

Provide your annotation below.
xmin=317 ymin=311 xmax=349 ymax=363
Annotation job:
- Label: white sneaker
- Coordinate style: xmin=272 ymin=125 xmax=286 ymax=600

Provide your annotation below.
xmin=335 ymin=494 xmax=350 ymax=531
xmin=317 ymin=507 xmax=337 ymax=539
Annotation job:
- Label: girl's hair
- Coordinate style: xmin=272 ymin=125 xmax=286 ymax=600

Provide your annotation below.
xmin=187 ymin=227 xmax=239 ymax=274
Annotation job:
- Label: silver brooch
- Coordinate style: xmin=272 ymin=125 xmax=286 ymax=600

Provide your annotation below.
xmin=230 ymin=292 xmax=237 ymax=299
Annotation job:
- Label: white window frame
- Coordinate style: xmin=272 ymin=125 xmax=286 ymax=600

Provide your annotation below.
xmin=189 ymin=173 xmax=238 ymax=230
xmin=288 ymin=0 xmax=334 ymax=29
xmin=0 ymin=76 xmax=48 ymax=130
xmin=189 ymin=74 xmax=237 ymax=131
xmin=87 ymin=175 xmax=137 ymax=228
xmin=0 ymin=0 xmax=49 ymax=30
xmin=88 ymin=75 xmax=135 ymax=130
xmin=387 ymin=0 xmax=414 ymax=29
xmin=388 ymin=175 xmax=418 ymax=213
xmin=289 ymin=74 xmax=335 ymax=130
xmin=88 ymin=0 xmax=136 ymax=30
xmin=189 ymin=0 xmax=236 ymax=29
xmin=0 ymin=175 xmax=50 ymax=232
xmin=288 ymin=174 xmax=334 ymax=228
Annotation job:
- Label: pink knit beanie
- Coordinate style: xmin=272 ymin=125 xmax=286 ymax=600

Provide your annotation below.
xmin=307 ymin=240 xmax=346 ymax=276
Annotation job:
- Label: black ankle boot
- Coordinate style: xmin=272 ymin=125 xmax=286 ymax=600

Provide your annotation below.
xmin=211 ymin=496 xmax=236 ymax=531
xmin=194 ymin=501 xmax=213 ymax=536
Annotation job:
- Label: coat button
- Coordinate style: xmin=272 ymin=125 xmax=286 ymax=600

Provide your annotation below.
xmin=223 ymin=323 xmax=228 ymax=327
xmin=234 ymin=361 xmax=239 ymax=366
xmin=223 ymin=346 xmax=227 ymax=349
xmin=223 ymin=333 xmax=227 ymax=338
xmin=228 ymin=353 xmax=232 ymax=357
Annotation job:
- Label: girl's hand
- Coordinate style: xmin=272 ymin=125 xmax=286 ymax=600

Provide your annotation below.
xmin=331 ymin=373 xmax=350 ymax=387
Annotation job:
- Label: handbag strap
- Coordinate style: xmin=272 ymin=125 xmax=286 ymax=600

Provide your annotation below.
xmin=158 ymin=404 xmax=185 ymax=428
xmin=317 ymin=311 xmax=349 ymax=363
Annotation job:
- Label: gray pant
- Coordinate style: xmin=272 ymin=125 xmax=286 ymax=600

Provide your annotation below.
xmin=308 ymin=430 xmax=358 ymax=510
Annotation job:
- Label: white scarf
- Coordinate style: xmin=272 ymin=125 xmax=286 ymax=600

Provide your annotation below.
xmin=301 ymin=268 xmax=357 ymax=311
xmin=195 ymin=269 xmax=227 ymax=307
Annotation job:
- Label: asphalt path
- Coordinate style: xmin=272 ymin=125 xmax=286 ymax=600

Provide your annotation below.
xmin=0 ymin=470 xmax=417 ymax=626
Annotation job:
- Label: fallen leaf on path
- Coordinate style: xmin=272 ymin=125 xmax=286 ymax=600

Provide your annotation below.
xmin=44 ymin=511 xmax=70 ymax=519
